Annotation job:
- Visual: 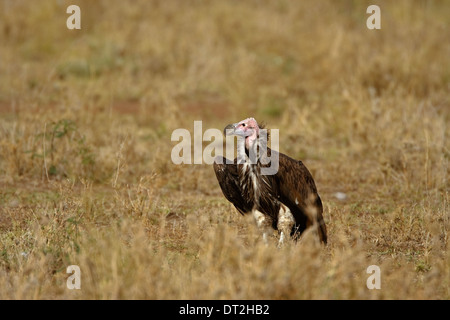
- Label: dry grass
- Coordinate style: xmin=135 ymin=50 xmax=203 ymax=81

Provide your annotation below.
xmin=0 ymin=0 xmax=448 ymax=299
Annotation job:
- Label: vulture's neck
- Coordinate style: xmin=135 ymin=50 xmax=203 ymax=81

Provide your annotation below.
xmin=238 ymin=135 xmax=268 ymax=165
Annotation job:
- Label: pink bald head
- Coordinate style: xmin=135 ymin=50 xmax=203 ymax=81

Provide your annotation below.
xmin=224 ymin=117 xmax=260 ymax=149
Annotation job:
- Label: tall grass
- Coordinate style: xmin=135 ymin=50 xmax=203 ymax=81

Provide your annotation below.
xmin=0 ymin=0 xmax=448 ymax=299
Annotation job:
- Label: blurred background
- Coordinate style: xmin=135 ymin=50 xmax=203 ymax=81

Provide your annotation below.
xmin=0 ymin=0 xmax=448 ymax=299
xmin=0 ymin=0 xmax=448 ymax=187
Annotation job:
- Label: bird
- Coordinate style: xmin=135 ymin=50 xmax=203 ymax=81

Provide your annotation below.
xmin=213 ymin=117 xmax=327 ymax=246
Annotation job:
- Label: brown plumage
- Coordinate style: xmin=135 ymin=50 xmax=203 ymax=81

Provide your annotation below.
xmin=213 ymin=117 xmax=327 ymax=245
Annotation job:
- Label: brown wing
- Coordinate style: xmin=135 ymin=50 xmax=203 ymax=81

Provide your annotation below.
xmin=213 ymin=156 xmax=253 ymax=215
xmin=272 ymin=149 xmax=328 ymax=244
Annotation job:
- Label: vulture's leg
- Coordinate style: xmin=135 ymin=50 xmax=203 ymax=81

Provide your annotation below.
xmin=252 ymin=209 xmax=272 ymax=245
xmin=277 ymin=204 xmax=295 ymax=247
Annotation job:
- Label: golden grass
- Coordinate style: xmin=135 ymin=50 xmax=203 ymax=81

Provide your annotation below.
xmin=0 ymin=0 xmax=448 ymax=299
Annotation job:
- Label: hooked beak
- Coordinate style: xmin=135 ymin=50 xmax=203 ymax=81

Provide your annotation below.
xmin=223 ymin=123 xmax=236 ymax=136
xmin=224 ymin=122 xmax=252 ymax=137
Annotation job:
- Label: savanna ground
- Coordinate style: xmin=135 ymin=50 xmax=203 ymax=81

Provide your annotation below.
xmin=0 ymin=0 xmax=448 ymax=300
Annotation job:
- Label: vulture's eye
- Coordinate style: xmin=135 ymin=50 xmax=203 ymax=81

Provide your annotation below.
xmin=242 ymin=123 xmax=246 ymax=127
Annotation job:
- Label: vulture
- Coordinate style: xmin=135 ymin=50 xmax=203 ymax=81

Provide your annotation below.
xmin=213 ymin=117 xmax=327 ymax=246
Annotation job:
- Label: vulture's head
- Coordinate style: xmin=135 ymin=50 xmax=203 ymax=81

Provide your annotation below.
xmin=224 ymin=117 xmax=260 ymax=149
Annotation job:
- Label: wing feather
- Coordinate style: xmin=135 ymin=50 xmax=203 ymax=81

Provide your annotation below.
xmin=213 ymin=156 xmax=253 ymax=215
xmin=271 ymin=149 xmax=327 ymax=243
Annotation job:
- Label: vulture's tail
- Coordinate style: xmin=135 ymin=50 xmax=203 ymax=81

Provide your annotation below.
xmin=290 ymin=194 xmax=328 ymax=244
xmin=315 ymin=196 xmax=328 ymax=244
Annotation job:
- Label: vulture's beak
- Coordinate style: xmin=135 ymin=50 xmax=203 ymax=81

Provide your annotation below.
xmin=223 ymin=123 xmax=236 ymax=136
